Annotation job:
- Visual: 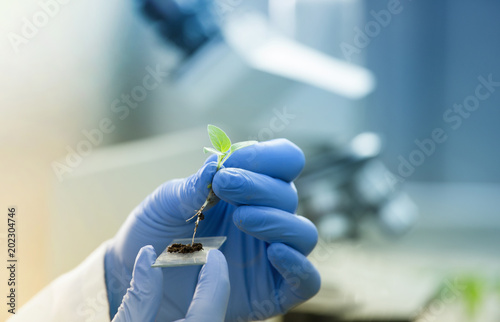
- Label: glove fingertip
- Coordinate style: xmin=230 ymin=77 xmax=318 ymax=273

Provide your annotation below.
xmin=112 ymin=246 xmax=163 ymax=322
xmin=138 ymin=245 xmax=157 ymax=264
xmin=271 ymin=138 xmax=306 ymax=180
xmin=206 ymin=248 xmax=224 ymax=262
xmin=267 ymin=243 xmax=321 ymax=301
xmin=203 ymin=154 xmax=218 ymax=164
xmin=199 ymin=161 xmax=218 ymax=183
xmin=134 ymin=245 xmax=163 ymax=288
xmin=203 ymin=250 xmax=229 ymax=283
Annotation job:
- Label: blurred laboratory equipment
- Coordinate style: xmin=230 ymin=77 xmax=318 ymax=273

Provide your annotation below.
xmin=296 ymin=132 xmax=418 ymax=242
xmin=115 ymin=0 xmax=374 ymax=144
xmin=296 ymin=132 xmax=418 ymax=241
xmin=137 ymin=0 xmax=374 ymax=99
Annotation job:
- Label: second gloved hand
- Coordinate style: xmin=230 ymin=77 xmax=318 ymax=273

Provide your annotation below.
xmin=112 ymin=246 xmax=229 ymax=322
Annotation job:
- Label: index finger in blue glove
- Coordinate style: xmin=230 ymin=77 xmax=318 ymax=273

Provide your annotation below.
xmin=204 ymin=139 xmax=305 ymax=183
xmin=267 ymin=243 xmax=321 ymax=313
xmin=177 ymin=250 xmax=230 ymax=322
xmin=112 ymin=245 xmax=163 ymax=322
xmin=213 ymin=168 xmax=298 ymax=213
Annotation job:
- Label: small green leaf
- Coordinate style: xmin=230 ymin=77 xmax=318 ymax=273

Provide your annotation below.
xmin=207 ymin=125 xmax=231 ymax=153
xmin=203 ymin=147 xmax=223 ymax=155
xmin=230 ymin=140 xmax=258 ymax=154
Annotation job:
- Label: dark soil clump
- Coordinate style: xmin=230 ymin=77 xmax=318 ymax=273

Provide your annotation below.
xmin=167 ymin=243 xmax=203 ymax=254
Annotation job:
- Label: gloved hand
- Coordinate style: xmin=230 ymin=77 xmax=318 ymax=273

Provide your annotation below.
xmin=112 ymin=246 xmax=229 ymax=322
xmin=105 ymin=139 xmax=321 ymax=321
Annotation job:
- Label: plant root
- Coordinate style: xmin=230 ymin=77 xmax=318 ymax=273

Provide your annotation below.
xmin=187 ymin=189 xmax=220 ymax=245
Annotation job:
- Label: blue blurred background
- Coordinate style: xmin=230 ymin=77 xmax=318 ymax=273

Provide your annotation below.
xmin=364 ymin=1 xmax=500 ymax=183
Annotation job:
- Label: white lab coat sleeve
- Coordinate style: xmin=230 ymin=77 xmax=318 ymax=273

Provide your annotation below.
xmin=8 ymin=241 xmax=113 ymax=322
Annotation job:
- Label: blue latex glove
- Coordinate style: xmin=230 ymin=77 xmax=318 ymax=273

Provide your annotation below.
xmin=105 ymin=139 xmax=321 ymax=321
xmin=112 ymin=246 xmax=229 ymax=322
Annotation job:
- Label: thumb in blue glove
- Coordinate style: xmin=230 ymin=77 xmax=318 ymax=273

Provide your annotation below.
xmin=111 ymin=245 xmax=162 ymax=322
xmin=177 ymin=250 xmax=231 ymax=322
xmin=112 ymin=246 xmax=230 ymax=322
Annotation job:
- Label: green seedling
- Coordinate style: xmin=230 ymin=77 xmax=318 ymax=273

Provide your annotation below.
xmin=187 ymin=125 xmax=257 ymax=245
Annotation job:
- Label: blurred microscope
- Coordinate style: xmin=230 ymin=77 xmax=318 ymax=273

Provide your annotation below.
xmin=130 ymin=0 xmax=417 ymax=241
xmin=296 ymin=132 xmax=418 ymax=241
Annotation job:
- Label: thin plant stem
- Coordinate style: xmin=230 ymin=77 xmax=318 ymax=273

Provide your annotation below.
xmin=191 ymin=217 xmax=200 ymax=245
